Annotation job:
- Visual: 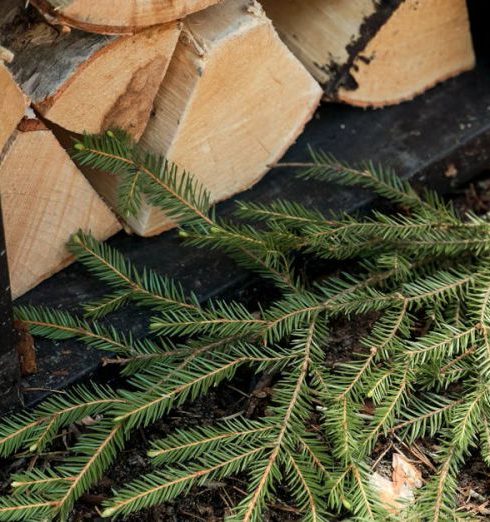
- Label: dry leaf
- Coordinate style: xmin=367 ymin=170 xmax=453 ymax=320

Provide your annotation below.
xmin=79 ymin=415 xmax=102 ymax=426
xmin=444 ymin=163 xmax=458 ymax=178
xmin=392 ymin=453 xmax=423 ymax=492
xmin=370 ymin=452 xmax=422 ymax=514
xmin=370 ymin=472 xmax=401 ymax=514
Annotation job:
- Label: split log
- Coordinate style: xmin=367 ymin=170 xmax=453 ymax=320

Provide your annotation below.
xmin=1 ymin=1 xmax=181 ymax=139
xmin=30 ymin=0 xmax=220 ymax=35
xmin=86 ymin=0 xmax=322 ymax=236
xmin=261 ymin=0 xmax=475 ymax=107
xmin=0 ymin=119 xmax=121 ymax=298
xmin=0 ymin=63 xmax=28 ymax=152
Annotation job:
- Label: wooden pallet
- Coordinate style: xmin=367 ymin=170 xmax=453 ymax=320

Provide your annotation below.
xmin=7 ymin=55 xmax=488 ymax=408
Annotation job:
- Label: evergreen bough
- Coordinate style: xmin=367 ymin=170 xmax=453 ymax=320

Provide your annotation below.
xmin=1 ymin=130 xmax=489 ymax=520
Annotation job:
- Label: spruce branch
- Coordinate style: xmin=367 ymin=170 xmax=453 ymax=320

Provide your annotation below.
xmin=4 ymin=137 xmax=490 ymax=520
xmin=101 ymin=445 xmax=266 ymax=518
xmin=68 ymin=231 xmax=201 ymax=315
xmin=0 ymin=384 xmax=122 ymax=457
xmin=73 ymin=132 xmax=300 ymax=292
xmin=232 ymin=320 xmax=321 ymax=521
xmin=0 ymin=495 xmax=58 ymax=521
xmin=286 ymin=148 xmax=457 ymax=221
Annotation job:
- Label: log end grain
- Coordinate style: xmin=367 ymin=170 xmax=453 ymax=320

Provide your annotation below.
xmin=0 ymin=63 xmax=29 ymax=152
xmin=0 ymin=127 xmax=122 ymax=298
xmin=137 ymin=0 xmax=322 ymax=236
xmin=36 ymin=23 xmax=182 ymax=139
xmin=336 ymin=0 xmax=476 ymax=107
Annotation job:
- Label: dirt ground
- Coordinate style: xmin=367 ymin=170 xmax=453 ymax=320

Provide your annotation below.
xmin=3 ymin=176 xmax=490 ymax=520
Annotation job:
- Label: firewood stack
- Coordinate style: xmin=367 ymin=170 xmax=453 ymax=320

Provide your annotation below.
xmin=0 ymin=0 xmax=476 ymax=298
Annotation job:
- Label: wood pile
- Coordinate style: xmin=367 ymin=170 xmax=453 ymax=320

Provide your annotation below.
xmin=0 ymin=0 xmax=476 ymax=297
xmin=261 ymin=0 xmax=475 ymax=107
xmin=0 ymin=114 xmax=121 ymax=298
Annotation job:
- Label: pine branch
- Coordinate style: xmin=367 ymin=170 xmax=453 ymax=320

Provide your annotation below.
xmin=232 ymin=321 xmax=320 ymax=521
xmin=14 ymin=305 xmax=137 ymax=355
xmin=290 ymin=149 xmax=457 ymax=221
xmin=480 ymin=417 xmax=490 ymax=466
xmin=392 ymin=394 xmax=463 ymax=442
xmin=73 ymin=131 xmax=212 ymax=226
xmin=68 ymin=231 xmax=201 ymax=315
xmin=0 ymin=384 xmax=123 ymax=457
xmin=83 ymin=290 xmax=133 ymax=319
xmin=6 ymin=139 xmax=490 ymax=520
xmin=362 ymin=364 xmax=412 ymax=454
xmin=148 ymin=419 xmax=275 ymax=466
xmin=332 ymin=302 xmax=408 ymax=401
xmin=11 ymin=470 xmax=74 ymax=496
xmin=114 ymin=347 xmax=299 ymax=430
xmin=101 ymin=445 xmax=266 ymax=518
xmin=54 ymin=422 xmax=126 ymax=519
xmin=286 ymin=451 xmax=329 ymax=522
xmin=0 ymin=495 xmax=58 ymax=521
xmin=415 ymin=384 xmax=489 ymax=521
xmin=74 ymin=134 xmax=299 ymax=291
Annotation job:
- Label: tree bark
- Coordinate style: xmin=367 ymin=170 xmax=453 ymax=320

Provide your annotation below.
xmin=1 ymin=1 xmax=181 ymax=139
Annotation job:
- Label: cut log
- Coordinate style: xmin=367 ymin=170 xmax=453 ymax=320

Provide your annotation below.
xmin=86 ymin=0 xmax=322 ymax=236
xmin=261 ymin=0 xmax=475 ymax=107
xmin=1 ymin=1 xmax=181 ymax=139
xmin=30 ymin=0 xmax=221 ymax=35
xmin=0 ymin=119 xmax=121 ymax=298
xmin=0 ymin=63 xmax=28 ymax=152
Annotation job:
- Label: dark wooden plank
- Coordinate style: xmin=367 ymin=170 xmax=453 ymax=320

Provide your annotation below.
xmin=17 ymin=57 xmax=490 ymax=406
xmin=0 ymin=199 xmax=20 ymax=411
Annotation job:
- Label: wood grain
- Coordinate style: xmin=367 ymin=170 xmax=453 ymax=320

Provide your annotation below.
xmin=337 ymin=0 xmax=475 ymax=107
xmin=0 ymin=125 xmax=121 ymax=298
xmin=87 ymin=0 xmax=322 ymax=236
xmin=0 ymin=63 xmax=28 ymax=152
xmin=30 ymin=0 xmax=220 ymax=34
xmin=261 ymin=0 xmax=379 ymax=87
xmin=1 ymin=1 xmax=181 ymax=138
xmin=262 ymin=0 xmax=475 ymax=107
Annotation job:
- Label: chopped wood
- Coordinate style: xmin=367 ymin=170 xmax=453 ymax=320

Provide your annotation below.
xmin=1 ymin=1 xmax=181 ymax=139
xmin=14 ymin=319 xmax=37 ymax=376
xmin=0 ymin=63 xmax=28 ymax=152
xmin=0 ymin=45 xmax=14 ymax=63
xmin=30 ymin=0 xmax=221 ymax=35
xmin=261 ymin=0 xmax=380 ymax=88
xmin=392 ymin=452 xmax=423 ymax=492
xmin=0 ymin=119 xmax=121 ymax=298
xmin=87 ymin=0 xmax=321 ymax=236
xmin=261 ymin=0 xmax=475 ymax=107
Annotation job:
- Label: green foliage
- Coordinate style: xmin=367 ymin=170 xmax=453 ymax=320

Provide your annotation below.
xmin=2 ymin=131 xmax=490 ymax=520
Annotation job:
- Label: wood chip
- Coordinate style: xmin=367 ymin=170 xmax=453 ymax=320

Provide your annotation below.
xmin=370 ymin=452 xmax=422 ymax=514
xmin=14 ymin=320 xmax=37 ymax=376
